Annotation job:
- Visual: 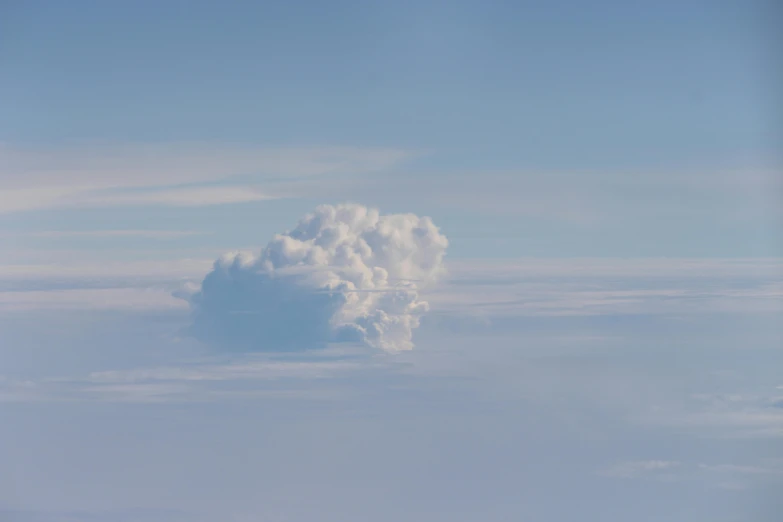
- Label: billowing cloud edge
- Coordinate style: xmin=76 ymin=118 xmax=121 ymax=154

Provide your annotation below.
xmin=177 ymin=203 xmax=448 ymax=352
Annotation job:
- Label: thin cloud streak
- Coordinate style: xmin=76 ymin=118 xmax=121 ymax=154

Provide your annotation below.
xmin=26 ymin=230 xmax=210 ymax=239
xmin=0 ymin=143 xmax=412 ymax=213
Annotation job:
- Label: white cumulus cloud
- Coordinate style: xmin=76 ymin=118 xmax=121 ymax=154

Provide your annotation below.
xmin=179 ymin=204 xmax=448 ymax=352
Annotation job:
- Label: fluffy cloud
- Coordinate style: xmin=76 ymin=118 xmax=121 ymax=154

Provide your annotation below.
xmin=179 ymin=204 xmax=448 ymax=352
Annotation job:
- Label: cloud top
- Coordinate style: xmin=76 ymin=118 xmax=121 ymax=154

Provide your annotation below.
xmin=181 ymin=204 xmax=448 ymax=352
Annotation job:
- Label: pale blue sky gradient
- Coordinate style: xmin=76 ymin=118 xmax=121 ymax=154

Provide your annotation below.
xmin=1 ymin=0 xmax=781 ymax=256
xmin=0 ymin=2 xmax=781 ymax=521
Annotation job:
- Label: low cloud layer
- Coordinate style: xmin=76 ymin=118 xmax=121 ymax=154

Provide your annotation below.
xmin=179 ymin=204 xmax=448 ymax=352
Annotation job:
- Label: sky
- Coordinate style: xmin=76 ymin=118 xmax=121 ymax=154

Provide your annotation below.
xmin=0 ymin=1 xmax=781 ymax=521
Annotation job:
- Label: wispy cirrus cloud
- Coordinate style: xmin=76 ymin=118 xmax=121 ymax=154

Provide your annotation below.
xmin=698 ymin=463 xmax=783 ymax=476
xmin=280 ymin=167 xmax=783 ymax=224
xmin=0 ymin=507 xmax=198 ymax=522
xmin=86 ymin=360 xmax=366 ymax=384
xmin=0 ymin=356 xmax=383 ymax=404
xmin=642 ymin=392 xmax=783 ymax=439
xmin=0 ymin=182 xmax=277 ymax=212
xmin=25 ymin=230 xmax=210 ymax=239
xmin=0 ymin=287 xmax=186 ymax=312
xmin=599 ymin=460 xmax=681 ymax=479
xmin=0 ymin=143 xmax=412 ymax=213
xmin=426 ymin=258 xmax=783 ymax=321
xmin=600 ymin=459 xmax=783 ymax=488
xmin=66 ymin=185 xmax=276 ymax=208
xmin=0 ymin=259 xmax=213 ymax=280
xmin=1 ymin=257 xmax=780 ymax=319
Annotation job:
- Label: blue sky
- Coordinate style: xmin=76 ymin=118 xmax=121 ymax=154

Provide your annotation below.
xmin=1 ymin=0 xmax=780 ymax=257
xmin=0 ymin=1 xmax=781 ymax=521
